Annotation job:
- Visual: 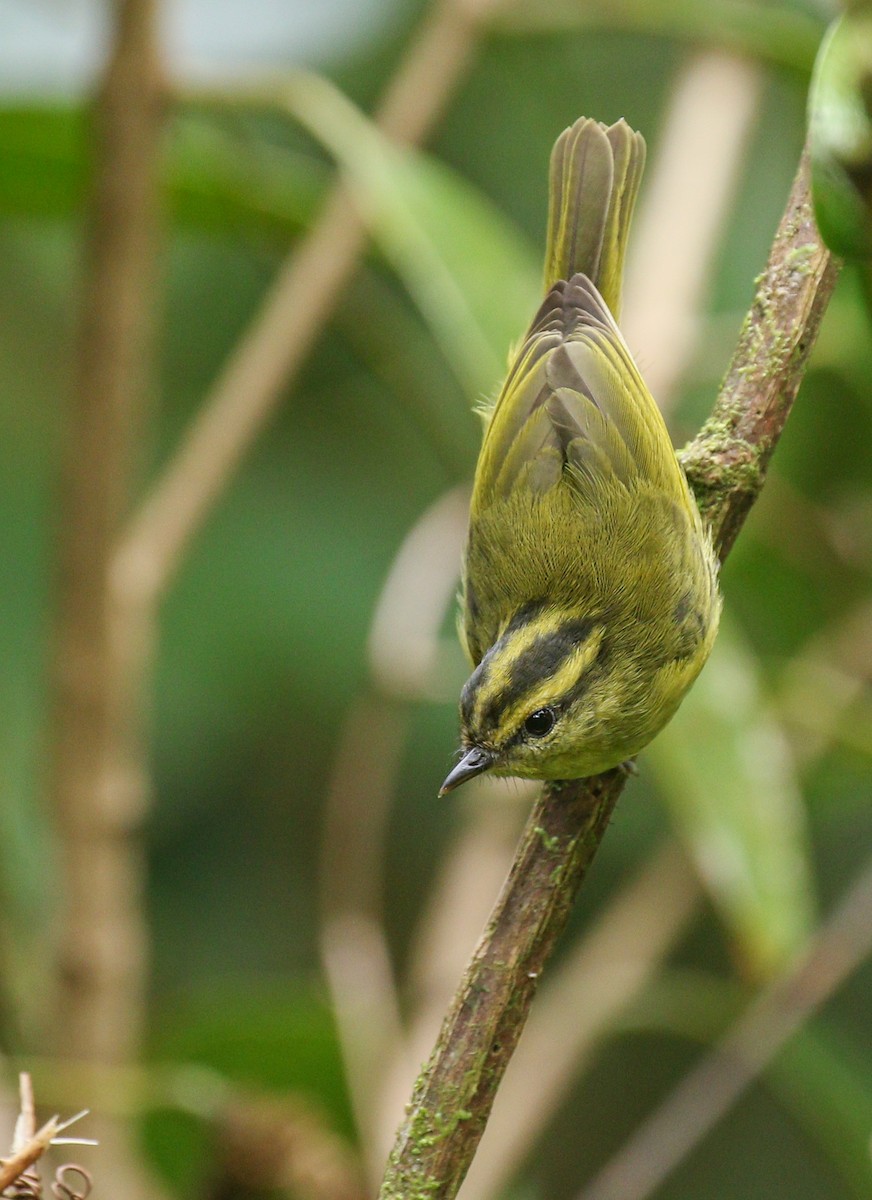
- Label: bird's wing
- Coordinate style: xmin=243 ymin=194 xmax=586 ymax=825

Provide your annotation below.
xmin=475 ymin=274 xmax=691 ymax=511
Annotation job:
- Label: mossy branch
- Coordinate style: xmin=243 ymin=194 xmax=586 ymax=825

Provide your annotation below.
xmin=680 ymin=148 xmax=839 ymax=559
xmin=378 ymin=146 xmax=839 ymax=1200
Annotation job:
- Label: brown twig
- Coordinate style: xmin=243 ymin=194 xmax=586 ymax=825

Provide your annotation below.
xmin=463 ymin=841 xmax=700 ymax=1200
xmin=679 ymin=158 xmax=840 ymax=558
xmin=0 ymin=1118 xmax=58 ymax=1193
xmin=377 ymin=148 xmax=840 ymax=1199
xmin=0 ymin=1074 xmax=94 ymax=1195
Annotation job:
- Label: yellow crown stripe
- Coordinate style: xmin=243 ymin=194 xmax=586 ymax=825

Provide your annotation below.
xmin=474 ymin=619 xmax=605 ymax=742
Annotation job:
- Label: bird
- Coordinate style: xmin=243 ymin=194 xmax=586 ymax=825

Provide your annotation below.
xmin=440 ymin=116 xmax=721 ymax=795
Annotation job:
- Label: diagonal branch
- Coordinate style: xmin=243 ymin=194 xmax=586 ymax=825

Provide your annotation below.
xmin=378 ymin=147 xmax=840 ymax=1200
xmin=679 ymin=151 xmax=840 ymax=558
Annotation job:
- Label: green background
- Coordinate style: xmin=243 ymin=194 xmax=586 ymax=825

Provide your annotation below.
xmin=0 ymin=1 xmax=870 ymax=1197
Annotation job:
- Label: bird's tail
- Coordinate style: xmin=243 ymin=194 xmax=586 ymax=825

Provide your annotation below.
xmin=543 ymin=116 xmax=646 ymax=320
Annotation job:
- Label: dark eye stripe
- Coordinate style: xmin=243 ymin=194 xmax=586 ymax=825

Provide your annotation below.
xmin=504 ymin=599 xmax=549 ymax=635
xmin=462 ymin=599 xmax=548 ymax=724
xmin=479 ymin=617 xmax=595 ymax=730
xmin=460 ymin=658 xmax=488 ymax=728
xmin=506 ymin=618 xmax=594 ymax=700
xmin=563 ymin=634 xmax=611 ymax=707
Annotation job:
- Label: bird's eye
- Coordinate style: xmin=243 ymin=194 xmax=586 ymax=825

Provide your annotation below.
xmin=524 ymin=707 xmax=556 ymax=738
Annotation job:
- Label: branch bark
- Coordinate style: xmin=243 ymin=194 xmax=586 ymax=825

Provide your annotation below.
xmin=378 ymin=148 xmax=840 ymax=1199
xmin=679 ymin=152 xmax=840 ymax=558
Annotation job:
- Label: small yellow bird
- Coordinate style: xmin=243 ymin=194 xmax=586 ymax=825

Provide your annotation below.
xmin=441 ymin=117 xmax=721 ymax=795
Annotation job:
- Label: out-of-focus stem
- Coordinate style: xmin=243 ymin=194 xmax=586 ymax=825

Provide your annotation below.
xmin=621 ymin=49 xmax=763 ymax=410
xmin=51 ymin=0 xmax=161 ymax=1071
xmin=115 ymin=0 xmax=500 ymax=606
xmin=320 ymin=487 xmax=470 ymax=1187
xmin=49 ymin=2 xmax=163 ymax=1196
xmin=577 ymin=852 xmax=872 ymax=1200
xmin=45 ymin=0 xmax=503 ymax=1190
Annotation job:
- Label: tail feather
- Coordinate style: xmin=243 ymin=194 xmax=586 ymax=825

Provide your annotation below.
xmin=543 ymin=117 xmax=646 ymax=319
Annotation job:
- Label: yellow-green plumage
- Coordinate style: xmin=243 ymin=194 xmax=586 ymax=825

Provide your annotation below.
xmin=441 ymin=117 xmax=720 ymax=795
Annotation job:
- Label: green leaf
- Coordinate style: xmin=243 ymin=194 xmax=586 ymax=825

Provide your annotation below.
xmin=149 ymin=983 xmax=355 ymax=1138
xmin=771 ymin=1025 xmax=872 ymax=1200
xmin=647 ymin=615 xmax=816 ymax=979
xmin=493 ymin=0 xmax=823 ymax=76
xmin=809 ymin=13 xmax=872 ymax=258
xmin=0 ymin=104 xmax=323 ymax=238
xmin=0 ymin=105 xmax=88 ymax=218
xmin=166 ymin=114 xmax=325 ymax=237
xmin=140 ymin=1105 xmax=213 ymax=1199
xmin=266 ymin=72 xmax=541 ymax=397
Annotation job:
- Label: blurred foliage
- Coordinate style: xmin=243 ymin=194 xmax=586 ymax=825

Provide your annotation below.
xmin=809 ymin=10 xmax=872 ymax=258
xmin=648 ymin=617 xmax=815 ymax=980
xmin=0 ymin=1 xmax=870 ymax=1198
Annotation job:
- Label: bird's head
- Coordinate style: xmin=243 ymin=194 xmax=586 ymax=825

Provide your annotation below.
xmin=440 ymin=608 xmax=612 ymax=794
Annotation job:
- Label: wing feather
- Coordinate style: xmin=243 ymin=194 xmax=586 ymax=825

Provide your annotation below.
xmin=474 ymin=273 xmax=690 ymax=510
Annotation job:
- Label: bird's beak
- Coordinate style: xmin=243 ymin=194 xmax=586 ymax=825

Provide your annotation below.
xmin=439 ymin=745 xmax=497 ymax=796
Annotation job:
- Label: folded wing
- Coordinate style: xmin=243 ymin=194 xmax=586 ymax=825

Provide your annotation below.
xmin=475 ymin=274 xmax=691 ymax=514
